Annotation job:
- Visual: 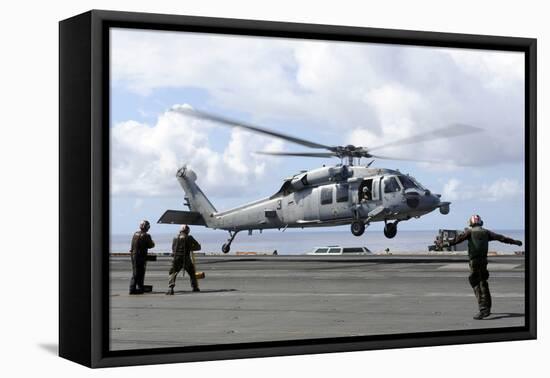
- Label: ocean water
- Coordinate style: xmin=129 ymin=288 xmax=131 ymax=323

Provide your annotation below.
xmin=111 ymin=229 xmax=525 ymax=255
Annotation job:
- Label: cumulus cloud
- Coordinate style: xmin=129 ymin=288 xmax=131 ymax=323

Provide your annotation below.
xmin=343 ymin=46 xmax=525 ymax=166
xmin=111 ymin=28 xmax=525 ymax=169
xmin=111 ymin=106 xmax=283 ymax=197
xmin=445 ymin=48 xmax=524 ymax=90
xmin=442 ymin=178 xmax=523 ymax=202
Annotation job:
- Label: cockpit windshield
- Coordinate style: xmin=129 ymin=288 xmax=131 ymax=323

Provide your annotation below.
xmin=397 ymin=175 xmax=421 ymax=190
xmin=411 ymin=177 xmax=426 ymax=190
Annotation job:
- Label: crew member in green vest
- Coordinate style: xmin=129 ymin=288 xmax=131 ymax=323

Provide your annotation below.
xmin=166 ymin=224 xmax=201 ymax=295
xmin=449 ymin=215 xmax=522 ymax=320
xmin=129 ymin=220 xmax=155 ymax=295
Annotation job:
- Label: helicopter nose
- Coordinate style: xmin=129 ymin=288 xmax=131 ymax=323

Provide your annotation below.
xmin=420 ymin=191 xmax=440 ymax=210
xmin=430 ymin=193 xmax=441 ymax=208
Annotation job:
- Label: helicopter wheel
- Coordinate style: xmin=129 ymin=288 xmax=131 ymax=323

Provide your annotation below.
xmin=383 ymin=222 xmax=398 ymax=239
xmin=222 ymin=243 xmax=231 ymax=254
xmin=351 ymin=221 xmax=365 ymax=237
xmin=222 ymin=231 xmax=238 ymax=254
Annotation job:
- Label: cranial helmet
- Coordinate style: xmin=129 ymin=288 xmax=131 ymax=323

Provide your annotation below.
xmin=139 ymin=220 xmax=151 ymax=232
xmin=468 ymin=214 xmax=483 ymax=227
xmin=180 ymin=224 xmax=190 ymax=234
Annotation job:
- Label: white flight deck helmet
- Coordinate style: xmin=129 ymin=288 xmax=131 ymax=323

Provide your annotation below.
xmin=468 ymin=214 xmax=484 ymax=227
xmin=180 ymin=224 xmax=190 ymax=234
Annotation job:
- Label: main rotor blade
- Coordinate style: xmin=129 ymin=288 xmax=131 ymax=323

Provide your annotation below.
xmin=255 ymin=151 xmax=336 ymax=158
xmin=369 ymin=153 xmax=470 ymax=166
xmin=369 ymin=124 xmax=482 ymax=151
xmin=173 ymin=107 xmax=334 ymax=150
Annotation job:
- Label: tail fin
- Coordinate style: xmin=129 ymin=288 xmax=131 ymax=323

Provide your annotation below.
xmin=176 ymin=166 xmax=217 ymax=227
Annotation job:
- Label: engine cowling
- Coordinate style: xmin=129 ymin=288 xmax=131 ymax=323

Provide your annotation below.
xmin=296 ymin=166 xmax=350 ymax=187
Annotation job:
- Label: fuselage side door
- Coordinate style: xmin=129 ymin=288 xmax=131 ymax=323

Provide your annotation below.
xmin=369 ymin=176 xmax=383 ymax=211
xmin=372 ymin=177 xmax=381 ymax=201
xmin=382 ymin=175 xmax=403 ymax=208
xmin=359 ymin=177 xmax=382 ymax=215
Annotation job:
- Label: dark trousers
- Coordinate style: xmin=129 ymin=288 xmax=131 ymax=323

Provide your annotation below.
xmin=168 ymin=255 xmax=198 ymax=290
xmin=130 ymin=254 xmax=147 ymax=293
xmin=469 ymin=258 xmax=492 ymax=312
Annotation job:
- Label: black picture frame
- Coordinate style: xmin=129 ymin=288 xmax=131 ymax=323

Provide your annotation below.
xmin=59 ymin=9 xmax=537 ymax=368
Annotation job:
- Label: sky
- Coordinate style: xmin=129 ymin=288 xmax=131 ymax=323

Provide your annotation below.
xmin=109 ymin=28 xmax=525 ymax=236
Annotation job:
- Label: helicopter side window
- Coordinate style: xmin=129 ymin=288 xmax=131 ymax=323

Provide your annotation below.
xmin=336 ymin=184 xmax=349 ymax=203
xmin=320 ymin=187 xmax=333 ymax=205
xmin=383 ymin=177 xmax=401 ymax=193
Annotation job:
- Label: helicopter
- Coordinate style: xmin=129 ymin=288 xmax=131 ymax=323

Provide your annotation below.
xmin=158 ymin=108 xmax=479 ymax=253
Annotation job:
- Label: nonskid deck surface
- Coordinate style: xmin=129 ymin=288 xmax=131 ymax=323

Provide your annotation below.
xmin=109 ymin=255 xmax=525 ymax=351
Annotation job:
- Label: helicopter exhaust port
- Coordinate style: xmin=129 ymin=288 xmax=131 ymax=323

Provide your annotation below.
xmin=439 ymin=203 xmax=450 ymax=215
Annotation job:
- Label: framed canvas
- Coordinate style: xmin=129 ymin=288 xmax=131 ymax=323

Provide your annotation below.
xmin=59 ymin=10 xmax=536 ymax=368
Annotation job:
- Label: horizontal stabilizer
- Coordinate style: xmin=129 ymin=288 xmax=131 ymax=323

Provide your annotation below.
xmin=157 ymin=210 xmax=206 ymax=226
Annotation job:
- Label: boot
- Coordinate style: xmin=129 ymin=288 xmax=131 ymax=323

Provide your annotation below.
xmin=473 ymin=309 xmax=491 ymax=320
xmin=472 ymin=284 xmax=489 ymax=319
xmin=478 ymin=281 xmax=492 ymax=318
xmin=190 ymin=275 xmax=199 ymax=292
xmin=480 ymin=281 xmax=492 ymax=310
xmin=166 ymin=287 xmax=174 ymax=295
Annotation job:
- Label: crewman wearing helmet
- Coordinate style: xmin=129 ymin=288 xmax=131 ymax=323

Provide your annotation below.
xmin=166 ymin=224 xmax=202 ymax=295
xmin=129 ymin=220 xmax=155 ymax=294
xmin=449 ymin=215 xmax=522 ymax=319
xmin=362 ymin=186 xmax=371 ymax=201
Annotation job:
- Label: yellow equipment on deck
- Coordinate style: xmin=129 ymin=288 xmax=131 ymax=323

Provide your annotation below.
xmin=191 ymin=252 xmax=206 ymax=279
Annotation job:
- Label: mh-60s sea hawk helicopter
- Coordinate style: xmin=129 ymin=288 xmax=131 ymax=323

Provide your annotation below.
xmin=158 ymin=108 xmax=479 ymax=253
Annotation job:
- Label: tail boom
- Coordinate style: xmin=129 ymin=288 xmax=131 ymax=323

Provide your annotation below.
xmin=175 ymin=166 xmax=217 ymax=228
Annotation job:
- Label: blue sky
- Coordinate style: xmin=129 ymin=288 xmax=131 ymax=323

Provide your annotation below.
xmin=110 ymin=28 xmax=525 ymax=235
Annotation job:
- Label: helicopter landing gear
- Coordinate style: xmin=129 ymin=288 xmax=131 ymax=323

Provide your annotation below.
xmin=351 ymin=221 xmax=366 ymax=237
xmin=222 ymin=231 xmax=239 ymax=254
xmin=383 ymin=221 xmax=398 ymax=239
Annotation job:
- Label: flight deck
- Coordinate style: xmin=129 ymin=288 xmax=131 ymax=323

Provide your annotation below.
xmin=109 ymin=255 xmax=525 ymax=351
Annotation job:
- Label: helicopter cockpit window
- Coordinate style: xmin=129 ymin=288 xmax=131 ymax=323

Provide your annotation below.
xmin=397 ymin=175 xmax=418 ymax=190
xmin=383 ymin=177 xmax=401 ymax=193
xmin=411 ymin=177 xmax=426 ymax=190
xmin=320 ymin=187 xmax=333 ymax=205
